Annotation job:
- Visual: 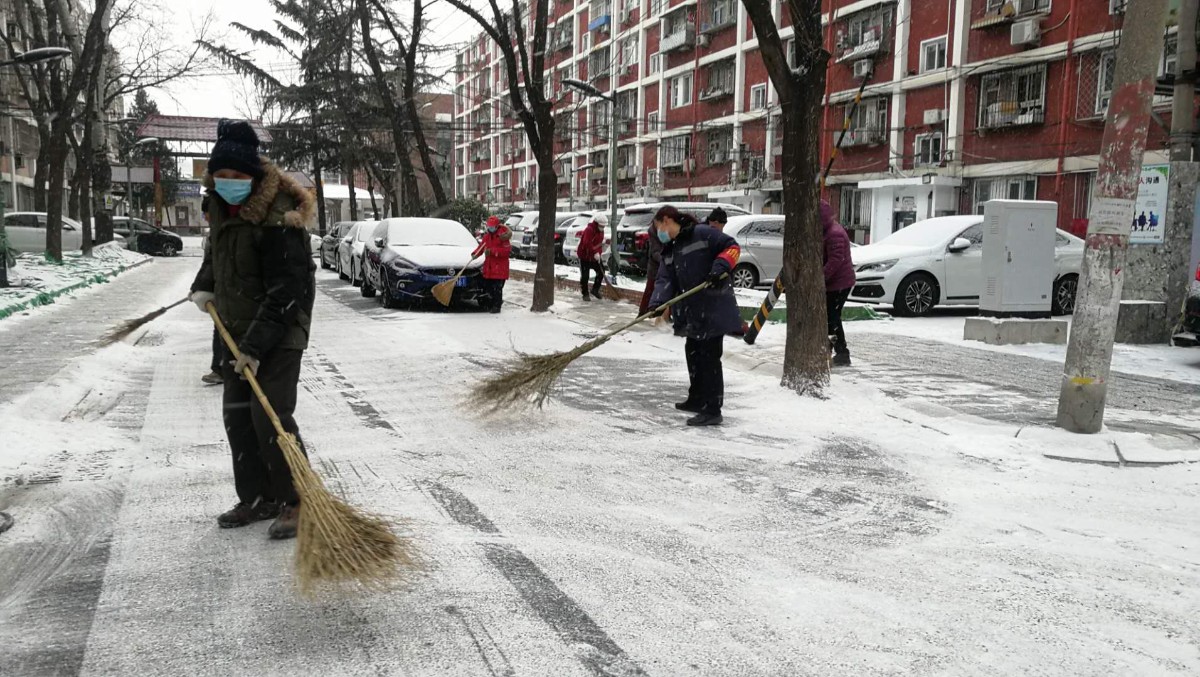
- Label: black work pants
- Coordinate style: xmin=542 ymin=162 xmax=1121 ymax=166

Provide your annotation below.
xmin=826 ymin=288 xmax=851 ymax=353
xmin=684 ymin=335 xmax=725 ymax=415
xmin=221 ymin=347 xmax=306 ymax=506
xmin=482 ymin=278 xmax=505 ymax=311
xmin=579 ymin=259 xmax=604 ymax=298
xmin=210 ymin=328 xmax=223 ymax=372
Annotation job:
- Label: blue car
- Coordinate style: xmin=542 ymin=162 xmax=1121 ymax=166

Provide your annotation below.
xmin=360 ymin=217 xmax=487 ymax=309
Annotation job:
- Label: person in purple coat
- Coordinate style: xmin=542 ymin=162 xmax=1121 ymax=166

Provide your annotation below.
xmin=822 ymin=200 xmax=857 ymax=366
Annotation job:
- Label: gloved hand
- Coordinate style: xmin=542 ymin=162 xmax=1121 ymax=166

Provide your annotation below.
xmin=649 ymin=307 xmax=665 ymax=319
xmin=231 ymin=353 xmax=260 ymax=380
xmin=190 ymin=290 xmax=216 ymax=314
xmin=706 ymin=271 xmax=728 ymax=288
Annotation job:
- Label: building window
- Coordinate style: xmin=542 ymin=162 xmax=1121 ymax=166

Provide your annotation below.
xmin=589 ymin=46 xmax=611 ymax=80
xmin=647 ymin=111 xmax=659 ymax=134
xmin=1096 ymin=51 xmax=1115 ymax=115
xmin=978 ymin=64 xmax=1047 ymax=129
xmin=1109 ymin=0 xmax=1127 ymax=13
xmin=582 ymin=31 xmax=591 ymax=51
xmin=702 ymin=0 xmax=735 ymax=31
xmin=1162 ymin=34 xmax=1177 ymax=77
xmin=914 ymin=133 xmax=943 ymax=167
xmin=700 ymin=60 xmax=735 ymax=100
xmin=590 ymin=101 xmax=611 ymax=142
xmin=786 ymin=39 xmax=797 ymax=68
xmin=670 ymin=72 xmax=693 ymax=108
xmin=972 ymin=175 xmax=1038 ymax=213
xmin=842 ymin=97 xmax=887 ymax=146
xmin=649 ymin=0 xmax=666 ymax=17
xmin=920 ymin=37 xmax=947 ymax=73
xmin=839 ymin=187 xmax=870 ymax=228
xmin=986 ymin=0 xmax=1049 ymax=12
xmin=750 ymin=84 xmax=767 ymax=111
xmin=619 ymin=35 xmax=639 ymax=70
xmin=706 ymin=128 xmax=733 ymax=165
xmin=660 ymin=134 xmax=691 ymax=168
xmin=837 ymin=5 xmax=893 ymax=61
xmin=649 ymin=52 xmax=662 ymax=74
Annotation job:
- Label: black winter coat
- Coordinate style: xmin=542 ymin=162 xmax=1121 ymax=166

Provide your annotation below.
xmin=650 ymin=224 xmax=743 ymax=340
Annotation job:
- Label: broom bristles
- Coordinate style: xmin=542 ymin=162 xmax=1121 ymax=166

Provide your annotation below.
xmin=468 ymin=334 xmax=614 ymax=413
xmin=279 ymin=432 xmax=422 ymax=594
xmin=99 ymin=306 xmax=170 ymax=346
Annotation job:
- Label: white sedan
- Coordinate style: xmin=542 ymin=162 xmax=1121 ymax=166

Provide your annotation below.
xmin=849 ymin=215 xmax=1083 ymax=316
xmin=561 ymin=212 xmax=612 ymax=264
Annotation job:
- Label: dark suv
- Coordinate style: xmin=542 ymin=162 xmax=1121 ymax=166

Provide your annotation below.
xmin=112 ymin=217 xmax=184 ymax=256
xmin=614 ymin=202 xmax=749 ymax=274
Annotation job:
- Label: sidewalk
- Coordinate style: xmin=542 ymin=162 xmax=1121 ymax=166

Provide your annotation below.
xmin=0 ymin=244 xmax=150 ymax=322
xmin=503 ymin=279 xmax=1200 ymax=466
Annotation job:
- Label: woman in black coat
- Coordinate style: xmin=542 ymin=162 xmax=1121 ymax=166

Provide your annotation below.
xmin=649 ymin=206 xmax=743 ymax=426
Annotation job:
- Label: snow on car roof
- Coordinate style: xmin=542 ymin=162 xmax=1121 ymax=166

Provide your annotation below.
xmin=382 ymin=217 xmax=476 ymax=247
xmin=873 ymin=215 xmax=983 ymax=247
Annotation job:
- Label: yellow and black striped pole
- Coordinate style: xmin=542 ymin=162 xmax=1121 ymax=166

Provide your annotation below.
xmin=742 ymin=59 xmax=875 ymax=346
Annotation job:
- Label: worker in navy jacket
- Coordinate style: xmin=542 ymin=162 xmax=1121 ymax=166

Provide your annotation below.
xmin=649 ymin=205 xmax=742 ymax=427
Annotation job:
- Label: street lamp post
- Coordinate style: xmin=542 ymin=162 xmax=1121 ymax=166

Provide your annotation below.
xmin=131 ymin=137 xmax=158 ymax=225
xmin=0 ymin=47 xmax=72 ymax=289
xmin=563 ymin=78 xmax=620 ymax=274
xmin=573 ymin=162 xmax=597 ymax=212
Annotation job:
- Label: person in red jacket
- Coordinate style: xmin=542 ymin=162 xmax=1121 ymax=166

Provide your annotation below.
xmin=822 ymin=200 xmax=857 ymax=366
xmin=473 ymin=215 xmax=511 ymax=314
xmin=576 ymin=216 xmax=607 ymax=300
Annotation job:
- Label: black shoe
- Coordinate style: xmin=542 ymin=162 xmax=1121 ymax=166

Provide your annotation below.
xmin=675 ymin=401 xmax=702 ymax=413
xmin=268 ymin=504 xmax=299 ymax=540
xmin=217 ymin=500 xmax=281 ymax=528
xmin=832 ymin=351 xmax=851 ymax=367
xmin=581 ymin=294 xmax=591 ymax=301
xmin=687 ymin=412 xmax=724 ymax=427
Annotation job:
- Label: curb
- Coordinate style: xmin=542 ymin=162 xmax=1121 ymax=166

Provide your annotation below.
xmin=509 ymin=268 xmax=643 ymax=304
xmin=0 ymin=255 xmax=152 ymax=322
xmin=0 ymin=511 xmax=12 ymax=535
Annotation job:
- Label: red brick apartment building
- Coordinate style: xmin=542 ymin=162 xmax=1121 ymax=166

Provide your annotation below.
xmin=453 ymin=0 xmax=1185 ymax=242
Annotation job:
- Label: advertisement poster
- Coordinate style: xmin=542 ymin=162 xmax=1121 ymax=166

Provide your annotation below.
xmin=1130 ymin=164 xmax=1169 ymax=245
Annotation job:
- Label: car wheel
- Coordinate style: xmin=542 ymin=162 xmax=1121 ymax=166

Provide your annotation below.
xmin=320 ymin=254 xmax=331 ymax=270
xmin=361 ymin=272 xmax=376 ymax=298
xmin=380 ymin=271 xmax=399 ymax=308
xmin=160 ymin=242 xmax=178 ymax=257
xmin=730 ymin=264 xmax=758 ymax=289
xmin=338 ymin=258 xmax=349 ymax=281
xmin=895 ymin=273 xmax=938 ymax=317
xmin=1052 ymin=274 xmax=1078 ymax=316
xmin=351 ymin=260 xmax=362 ymax=287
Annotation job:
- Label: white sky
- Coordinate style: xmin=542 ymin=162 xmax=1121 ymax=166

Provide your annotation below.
xmin=147 ymin=0 xmax=465 ymax=120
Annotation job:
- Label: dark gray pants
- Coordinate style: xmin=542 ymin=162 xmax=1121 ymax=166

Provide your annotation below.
xmin=684 ymin=336 xmax=724 ymax=415
xmin=210 ymin=328 xmax=223 ymax=372
xmin=221 ymin=348 xmax=306 ymax=506
xmin=579 ymin=260 xmax=604 ymax=298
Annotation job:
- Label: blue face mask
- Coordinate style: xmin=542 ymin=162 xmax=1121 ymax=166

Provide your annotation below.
xmin=214 ymin=178 xmax=253 ymax=205
xmin=487 ymin=226 xmax=497 ymax=233
xmin=656 ymin=229 xmax=671 ymax=244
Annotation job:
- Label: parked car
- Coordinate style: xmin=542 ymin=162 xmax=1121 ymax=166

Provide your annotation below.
xmin=849 ymin=215 xmax=1083 ymax=316
xmin=562 ymin=212 xmax=614 ymax=264
xmin=360 ymin=217 xmax=486 ymax=308
xmin=504 ymin=211 xmax=540 ymax=258
xmin=338 ymin=220 xmax=377 ymax=286
xmin=4 ymin=211 xmax=125 ymax=253
xmin=723 ymin=215 xmax=783 ymax=288
xmin=110 ymin=216 xmax=183 ymax=256
xmin=519 ymin=212 xmax=580 ymax=260
xmin=309 ymin=232 xmax=322 ymax=256
xmin=1173 ymin=262 xmax=1200 ymax=347
xmin=615 ymin=202 xmax=749 ymax=274
xmin=321 ymin=221 xmax=354 ymax=269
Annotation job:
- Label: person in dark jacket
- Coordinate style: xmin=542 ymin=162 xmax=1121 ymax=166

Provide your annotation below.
xmin=200 ymin=196 xmax=224 ymax=386
xmin=705 ymin=207 xmax=728 ymax=232
xmin=189 ymin=119 xmax=316 ymax=540
xmin=576 ymin=216 xmax=606 ymax=300
xmin=638 ymin=221 xmax=664 ymax=315
xmin=473 ymin=215 xmax=511 ymax=313
xmin=649 ymin=205 xmax=742 ymax=427
xmin=822 ymin=200 xmax=857 ymax=366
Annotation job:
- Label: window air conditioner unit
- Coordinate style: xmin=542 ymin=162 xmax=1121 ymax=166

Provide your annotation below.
xmin=852 ymin=59 xmax=873 ymax=79
xmin=923 ymin=108 xmax=947 ymax=125
xmin=1010 ymin=18 xmax=1040 ymax=46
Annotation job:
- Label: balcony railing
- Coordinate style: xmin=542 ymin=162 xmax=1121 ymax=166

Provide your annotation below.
xmin=838 ymin=127 xmax=886 ymax=147
xmin=979 ymin=100 xmax=1046 ymax=129
xmin=660 ymin=26 xmax=696 ymax=53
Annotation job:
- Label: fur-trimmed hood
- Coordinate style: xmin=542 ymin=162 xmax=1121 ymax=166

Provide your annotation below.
xmin=203 ymin=158 xmax=316 ymax=229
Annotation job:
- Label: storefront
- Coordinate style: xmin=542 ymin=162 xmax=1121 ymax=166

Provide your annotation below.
xmin=856 ymin=175 xmax=962 ymax=243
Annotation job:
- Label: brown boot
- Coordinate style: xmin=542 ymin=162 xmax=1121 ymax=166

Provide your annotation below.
xmin=268 ymin=503 xmax=299 ymax=540
xmin=217 ymin=500 xmax=280 ymax=528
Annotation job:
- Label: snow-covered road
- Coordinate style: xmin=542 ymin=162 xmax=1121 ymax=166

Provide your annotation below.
xmin=1 ymin=257 xmax=1198 ymax=676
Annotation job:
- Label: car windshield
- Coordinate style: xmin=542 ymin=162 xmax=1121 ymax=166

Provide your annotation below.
xmin=354 ymin=225 xmax=373 ymax=242
xmin=619 ymin=212 xmax=655 ymax=229
xmin=387 ymin=220 xmax=476 ymax=247
xmin=873 ymin=217 xmax=980 ymax=247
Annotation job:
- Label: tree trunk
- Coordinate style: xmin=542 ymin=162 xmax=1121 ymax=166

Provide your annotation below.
xmin=367 ymin=168 xmax=380 ymax=219
xmin=77 ymin=122 xmax=93 ymax=256
xmin=532 ymin=145 xmax=558 ymax=312
xmin=779 ymin=102 xmax=830 ymax=395
xmin=44 ymin=123 xmax=70 ymax=261
xmin=346 ymin=158 xmax=358 ymax=222
xmin=313 ymin=160 xmax=327 ymax=234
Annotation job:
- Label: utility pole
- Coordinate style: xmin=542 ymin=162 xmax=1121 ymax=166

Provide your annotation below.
xmin=1056 ymin=0 xmax=1171 ymax=433
xmin=1170 ymin=0 xmax=1197 ymax=162
xmin=90 ymin=0 xmax=113 ymax=245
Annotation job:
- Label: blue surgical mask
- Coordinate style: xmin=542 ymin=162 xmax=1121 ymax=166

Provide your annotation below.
xmin=487 ymin=226 xmax=497 ymax=233
xmin=656 ymin=230 xmax=671 ymax=244
xmin=214 ymin=178 xmax=253 ymax=205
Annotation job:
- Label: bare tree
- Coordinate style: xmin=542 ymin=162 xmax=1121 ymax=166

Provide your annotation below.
xmin=364 ymin=0 xmax=448 ymax=209
xmin=441 ymin=0 xmax=558 ymax=311
xmin=740 ymin=0 xmax=830 ymax=395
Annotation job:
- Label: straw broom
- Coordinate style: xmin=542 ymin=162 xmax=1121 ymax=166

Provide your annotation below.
xmin=206 ymin=302 xmax=419 ymax=594
xmin=469 ymin=277 xmax=720 ymax=413
xmin=432 ymin=253 xmax=482 ymax=307
xmin=99 ymin=297 xmax=189 ymax=346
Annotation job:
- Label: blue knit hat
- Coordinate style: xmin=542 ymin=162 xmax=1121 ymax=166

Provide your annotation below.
xmin=207 ymin=119 xmax=264 ymax=179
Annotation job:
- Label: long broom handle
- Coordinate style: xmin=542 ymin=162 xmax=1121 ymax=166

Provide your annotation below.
xmin=449 ymin=252 xmax=484 ymax=285
xmin=205 ymin=301 xmax=291 ymax=442
xmin=600 ymin=274 xmax=725 ymax=341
